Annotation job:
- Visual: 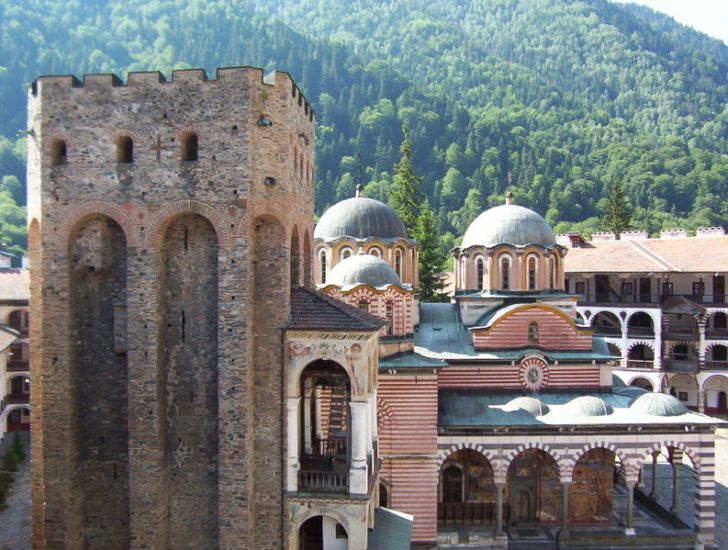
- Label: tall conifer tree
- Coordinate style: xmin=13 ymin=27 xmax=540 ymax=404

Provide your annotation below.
xmin=389 ymin=126 xmax=421 ymax=236
xmin=416 ymin=199 xmax=447 ymax=301
xmin=603 ymin=179 xmax=631 ymax=239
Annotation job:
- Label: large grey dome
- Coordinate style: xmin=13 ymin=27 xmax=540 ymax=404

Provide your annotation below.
xmin=326 ymin=254 xmax=404 ymax=289
xmin=314 ymin=196 xmax=408 ymax=241
xmin=630 ymin=392 xmax=688 ymax=417
xmin=461 ymin=204 xmax=555 ymax=249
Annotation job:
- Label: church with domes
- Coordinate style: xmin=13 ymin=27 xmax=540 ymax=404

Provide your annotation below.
xmin=312 ymin=189 xmax=719 ymax=549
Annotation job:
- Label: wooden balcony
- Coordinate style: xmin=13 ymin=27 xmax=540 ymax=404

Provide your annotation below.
xmin=663 ymin=328 xmax=698 ymax=340
xmin=706 ymin=329 xmax=728 ymax=339
xmin=298 ymin=470 xmax=348 ymax=493
xmin=5 ymin=393 xmax=29 ymax=405
xmin=627 ymin=327 xmax=655 ymax=338
xmin=6 ymin=360 xmax=28 ymax=372
xmin=593 ymin=326 xmax=621 ymax=337
xmin=626 ymin=360 xmax=654 ymax=369
xmin=704 ymin=360 xmax=728 ymax=370
xmin=664 ymin=359 xmax=698 ymax=374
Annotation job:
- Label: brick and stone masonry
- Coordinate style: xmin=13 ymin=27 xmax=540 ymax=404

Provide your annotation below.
xmin=27 ymin=67 xmax=315 ymax=549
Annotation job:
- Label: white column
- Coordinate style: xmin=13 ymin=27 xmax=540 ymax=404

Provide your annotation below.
xmin=349 ymin=400 xmax=369 ymax=495
xmin=314 ymin=385 xmax=323 ymax=446
xmin=365 ymin=394 xmax=374 ymax=456
xmin=286 ymin=397 xmax=300 ymax=492
xmin=303 ymin=380 xmax=313 ymax=454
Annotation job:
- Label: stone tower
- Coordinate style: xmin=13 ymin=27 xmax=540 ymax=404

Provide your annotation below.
xmin=27 ymin=67 xmax=315 ymax=549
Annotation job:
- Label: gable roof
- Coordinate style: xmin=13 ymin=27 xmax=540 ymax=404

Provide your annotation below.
xmin=565 ymin=236 xmax=728 ymax=273
xmin=287 ymin=287 xmax=388 ymax=332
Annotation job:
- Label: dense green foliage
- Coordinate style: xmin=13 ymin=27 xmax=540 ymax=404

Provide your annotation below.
xmin=1 ymin=0 xmax=728 ymax=260
xmin=603 ymin=178 xmax=631 ymax=238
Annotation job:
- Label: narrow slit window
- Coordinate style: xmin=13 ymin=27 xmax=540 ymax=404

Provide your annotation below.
xmin=181 ymin=133 xmax=198 ymax=161
xmin=117 ymin=136 xmax=133 ymax=163
xmin=51 ymin=139 xmax=67 ymax=166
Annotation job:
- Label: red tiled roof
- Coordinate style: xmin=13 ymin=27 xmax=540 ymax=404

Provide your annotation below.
xmin=0 ymin=269 xmax=29 ymax=301
xmin=564 ymin=236 xmax=728 ymax=273
xmin=287 ymin=287 xmax=387 ymax=331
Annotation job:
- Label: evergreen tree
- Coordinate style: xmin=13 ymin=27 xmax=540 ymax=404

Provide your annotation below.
xmin=603 ymin=179 xmax=631 ymax=239
xmin=415 ymin=199 xmax=447 ymax=302
xmin=389 ymin=127 xmax=421 ymax=236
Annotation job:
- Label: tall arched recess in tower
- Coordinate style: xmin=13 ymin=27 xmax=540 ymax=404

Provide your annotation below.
xmin=251 ymin=215 xmax=288 ymax=548
xmin=157 ymin=214 xmax=219 ymax=549
xmin=69 ymin=215 xmax=130 ymax=548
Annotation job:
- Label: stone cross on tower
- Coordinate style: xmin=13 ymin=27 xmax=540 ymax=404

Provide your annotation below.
xmin=149 ymin=133 xmax=168 ymax=162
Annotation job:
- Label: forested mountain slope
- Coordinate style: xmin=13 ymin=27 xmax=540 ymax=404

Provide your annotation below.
xmin=1 ymin=0 xmax=727 ymax=257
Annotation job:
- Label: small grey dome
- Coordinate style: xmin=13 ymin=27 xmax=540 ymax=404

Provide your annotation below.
xmin=461 ymin=204 xmax=555 ymax=249
xmin=314 ymin=196 xmax=408 ymax=241
xmin=567 ymin=396 xmax=613 ymax=417
xmin=503 ymin=396 xmax=550 ymax=416
xmin=326 ymin=254 xmax=403 ymax=289
xmin=630 ymin=392 xmax=688 ymax=417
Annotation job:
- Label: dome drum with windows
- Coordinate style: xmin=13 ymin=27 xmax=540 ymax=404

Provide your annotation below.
xmin=313 ymin=185 xmax=418 ymax=288
xmin=453 ymin=193 xmax=566 ymax=293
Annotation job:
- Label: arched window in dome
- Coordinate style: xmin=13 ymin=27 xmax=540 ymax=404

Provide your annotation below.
xmin=500 ymin=257 xmax=511 ymax=291
xmin=528 ymin=257 xmax=537 ymax=291
xmin=341 ymin=247 xmax=353 ymax=261
xmin=386 ymin=300 xmax=394 ymax=335
xmin=319 ymin=250 xmax=327 ymax=284
xmin=476 ymin=257 xmax=484 ymax=291
xmin=550 ymin=256 xmax=557 ymax=290
xmin=395 ymin=249 xmax=403 ymax=278
xmin=369 ymin=247 xmax=381 ymax=258
xmin=528 ymin=322 xmax=539 ymax=342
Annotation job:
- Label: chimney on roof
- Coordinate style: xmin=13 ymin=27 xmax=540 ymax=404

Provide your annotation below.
xmin=355 ymin=183 xmax=364 ymax=198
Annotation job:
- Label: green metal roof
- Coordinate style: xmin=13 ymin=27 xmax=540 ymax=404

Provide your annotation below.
xmin=368 ymin=507 xmax=413 ymax=550
xmin=379 ymin=352 xmax=447 ymax=369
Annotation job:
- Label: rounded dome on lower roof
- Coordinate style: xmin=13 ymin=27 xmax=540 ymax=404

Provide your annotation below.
xmin=630 ymin=392 xmax=688 ymax=417
xmin=326 ymin=253 xmax=403 ymax=289
xmin=503 ymin=396 xmax=550 ymax=416
xmin=567 ymin=395 xmax=614 ymax=417
xmin=314 ymin=195 xmax=408 ymax=241
xmin=461 ymin=203 xmax=555 ymax=249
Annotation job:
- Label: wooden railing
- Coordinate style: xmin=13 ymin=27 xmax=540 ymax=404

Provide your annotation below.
xmin=438 ymin=502 xmax=495 ymax=525
xmin=298 ymin=470 xmax=348 ymax=493
xmin=664 ymin=359 xmax=698 ymax=374
xmin=704 ymin=360 xmax=728 ymax=370
xmin=5 ymin=394 xmax=29 ymax=405
xmin=626 ymin=360 xmax=654 ymax=369
xmin=7 ymin=360 xmax=28 ymax=372
xmin=627 ymin=327 xmax=655 ymax=337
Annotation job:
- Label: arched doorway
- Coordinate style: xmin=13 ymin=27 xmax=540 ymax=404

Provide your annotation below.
xmin=703 ymin=375 xmax=728 ymax=415
xmin=665 ymin=374 xmax=699 ymax=410
xmin=299 ymin=360 xmax=351 ymax=493
xmin=569 ymin=448 xmax=616 ymax=523
xmin=299 ymin=515 xmax=348 ymax=550
xmin=439 ymin=449 xmax=495 ymax=526
xmin=507 ymin=449 xmax=560 ymax=525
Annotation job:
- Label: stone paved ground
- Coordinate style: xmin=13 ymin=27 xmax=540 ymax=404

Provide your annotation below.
xmin=0 ymin=447 xmax=31 ymax=550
